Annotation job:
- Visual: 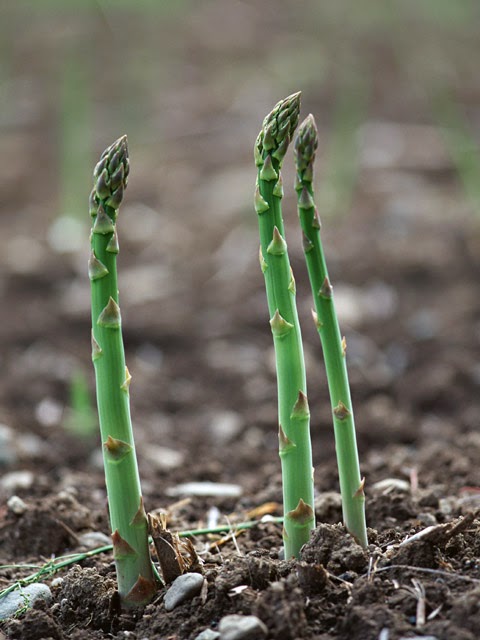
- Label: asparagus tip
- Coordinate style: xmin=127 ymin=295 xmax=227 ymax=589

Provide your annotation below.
xmin=294 ymin=114 xmax=318 ymax=176
xmin=94 ymin=135 xmax=129 ymax=209
xmin=256 ymin=92 xmax=301 ymax=165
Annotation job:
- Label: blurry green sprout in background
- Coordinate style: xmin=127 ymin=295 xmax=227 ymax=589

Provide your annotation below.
xmin=63 ymin=370 xmax=98 ymax=438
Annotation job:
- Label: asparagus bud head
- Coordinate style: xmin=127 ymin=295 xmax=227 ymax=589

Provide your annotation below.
xmin=294 ymin=114 xmax=318 ymax=181
xmin=255 ymin=92 xmax=301 ymax=167
xmin=92 ymin=135 xmax=129 ymax=213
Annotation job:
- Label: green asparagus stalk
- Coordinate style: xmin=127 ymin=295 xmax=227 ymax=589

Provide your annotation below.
xmin=294 ymin=115 xmax=368 ymax=548
xmin=254 ymin=93 xmax=315 ymax=559
xmin=89 ymin=136 xmax=157 ymax=605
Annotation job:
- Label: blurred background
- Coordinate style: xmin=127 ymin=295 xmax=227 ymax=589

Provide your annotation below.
xmin=1 ymin=0 xmax=480 ymax=502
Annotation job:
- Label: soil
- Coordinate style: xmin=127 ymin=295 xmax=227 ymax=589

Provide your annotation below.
xmin=1 ymin=3 xmax=480 ymax=639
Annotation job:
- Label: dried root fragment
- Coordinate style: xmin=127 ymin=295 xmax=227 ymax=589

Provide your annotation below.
xmin=148 ymin=512 xmax=203 ymax=584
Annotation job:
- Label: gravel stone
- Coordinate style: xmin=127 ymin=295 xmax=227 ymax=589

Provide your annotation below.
xmin=399 ymin=637 xmax=439 ymax=640
xmin=0 ymin=470 xmax=34 ymax=493
xmin=166 ymin=482 xmax=242 ymax=498
xmin=219 ymin=614 xmax=268 ymax=640
xmin=194 ymin=630 xmax=221 ymax=640
xmin=77 ymin=531 xmax=112 ymax=549
xmin=6 ymin=495 xmax=28 ymax=515
xmin=0 ymin=584 xmax=52 ymax=620
xmin=164 ymin=573 xmax=204 ymax=612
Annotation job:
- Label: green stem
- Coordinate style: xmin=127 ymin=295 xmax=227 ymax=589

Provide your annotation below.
xmin=89 ymin=137 xmax=156 ymax=606
xmin=294 ymin=115 xmax=367 ymax=548
xmin=254 ymin=94 xmax=315 ymax=559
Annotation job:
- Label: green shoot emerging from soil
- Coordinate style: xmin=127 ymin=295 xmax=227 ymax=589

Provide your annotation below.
xmin=254 ymin=93 xmax=315 ymax=559
xmin=89 ymin=137 xmax=156 ymax=605
xmin=294 ymin=115 xmax=368 ymax=548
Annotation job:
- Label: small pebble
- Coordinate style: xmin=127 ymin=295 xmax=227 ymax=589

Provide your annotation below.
xmin=142 ymin=444 xmax=185 ymax=471
xmin=166 ymin=482 xmax=242 ymax=498
xmin=0 ymin=584 xmax=52 ymax=620
xmin=164 ymin=573 xmax=204 ymax=612
xmin=399 ymin=637 xmax=439 ymax=640
xmin=50 ymin=578 xmax=64 ymax=588
xmin=7 ymin=495 xmax=27 ymax=515
xmin=0 ymin=470 xmax=34 ymax=493
xmin=218 ymin=614 xmax=268 ymax=640
xmin=16 ymin=433 xmax=47 ymax=459
xmin=195 ymin=630 xmax=220 ymax=640
xmin=417 ymin=512 xmax=438 ymax=526
xmin=208 ymin=411 xmax=243 ymax=444
xmin=77 ymin=531 xmax=112 ymax=549
xmin=35 ymin=397 xmax=63 ymax=427
xmin=371 ymin=478 xmax=410 ymax=494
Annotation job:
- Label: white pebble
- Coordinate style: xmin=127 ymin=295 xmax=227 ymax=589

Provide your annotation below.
xmin=0 ymin=470 xmax=34 ymax=493
xmin=166 ymin=482 xmax=242 ymax=498
xmin=7 ymin=495 xmax=27 ymax=515
xmin=195 ymin=630 xmax=220 ymax=640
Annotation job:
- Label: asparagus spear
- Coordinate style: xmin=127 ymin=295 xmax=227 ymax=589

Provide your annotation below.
xmin=89 ymin=136 xmax=157 ymax=605
xmin=254 ymin=93 xmax=315 ymax=559
xmin=294 ymin=115 xmax=368 ymax=548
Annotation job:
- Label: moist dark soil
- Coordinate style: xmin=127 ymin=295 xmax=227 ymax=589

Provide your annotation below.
xmin=1 ymin=215 xmax=479 ymax=640
xmin=1 ymin=3 xmax=480 ymax=639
